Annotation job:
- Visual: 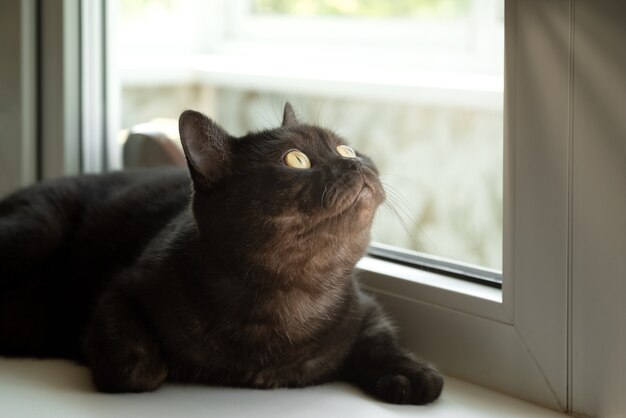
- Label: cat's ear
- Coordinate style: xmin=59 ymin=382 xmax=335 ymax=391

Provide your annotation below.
xmin=282 ymin=102 xmax=299 ymax=127
xmin=179 ymin=110 xmax=231 ymax=187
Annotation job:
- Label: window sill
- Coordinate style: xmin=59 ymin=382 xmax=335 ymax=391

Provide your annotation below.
xmin=356 ymin=256 xmax=509 ymax=324
xmin=0 ymin=358 xmax=566 ymax=417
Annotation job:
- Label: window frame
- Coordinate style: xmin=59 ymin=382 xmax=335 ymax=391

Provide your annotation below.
xmin=367 ymin=243 xmax=502 ymax=287
xmin=110 ymin=0 xmax=571 ymax=409
xmin=357 ymin=0 xmax=572 ymax=410
xmin=0 ymin=0 xmax=38 ymax=196
xmin=42 ymin=0 xmax=574 ymax=412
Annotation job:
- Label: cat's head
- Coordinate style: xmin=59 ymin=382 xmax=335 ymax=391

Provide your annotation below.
xmin=179 ymin=104 xmax=384 ymax=275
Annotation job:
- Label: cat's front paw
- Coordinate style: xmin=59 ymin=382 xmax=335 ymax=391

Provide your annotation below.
xmin=91 ymin=359 xmax=168 ymax=393
xmin=375 ymin=367 xmax=443 ymax=405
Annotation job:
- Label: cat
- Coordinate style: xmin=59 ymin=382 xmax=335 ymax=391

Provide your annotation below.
xmin=0 ymin=103 xmax=443 ymax=405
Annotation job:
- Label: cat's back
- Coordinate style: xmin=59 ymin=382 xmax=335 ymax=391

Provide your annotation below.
xmin=67 ymin=168 xmax=191 ymax=259
xmin=69 ymin=167 xmax=191 ymax=230
xmin=1 ymin=167 xmax=189 ymax=213
xmin=1 ymin=167 xmax=192 ymax=284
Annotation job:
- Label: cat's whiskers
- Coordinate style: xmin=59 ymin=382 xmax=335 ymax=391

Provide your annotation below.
xmin=378 ymin=181 xmax=427 ymax=252
xmin=382 ymin=183 xmax=422 ymax=227
xmin=382 ymin=200 xmax=421 ymax=250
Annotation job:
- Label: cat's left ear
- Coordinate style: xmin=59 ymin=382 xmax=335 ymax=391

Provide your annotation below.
xmin=282 ymin=102 xmax=299 ymax=127
xmin=179 ymin=110 xmax=231 ymax=187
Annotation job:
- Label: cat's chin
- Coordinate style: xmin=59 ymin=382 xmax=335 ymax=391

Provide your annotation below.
xmin=342 ymin=184 xmax=382 ymax=228
xmin=332 ymin=185 xmax=376 ymax=220
xmin=354 ymin=174 xmax=384 ymax=208
xmin=354 ymin=187 xmax=378 ymax=214
xmin=347 ymin=185 xmax=373 ymax=213
xmin=357 ymin=184 xmax=373 ymax=201
xmin=343 ymin=176 xmax=383 ymax=218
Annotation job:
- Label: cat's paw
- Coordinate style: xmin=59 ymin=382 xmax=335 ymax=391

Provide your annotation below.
xmin=91 ymin=357 xmax=169 ymax=393
xmin=375 ymin=367 xmax=443 ymax=405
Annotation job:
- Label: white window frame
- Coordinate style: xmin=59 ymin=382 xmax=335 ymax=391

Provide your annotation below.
xmin=358 ymin=0 xmax=572 ymax=411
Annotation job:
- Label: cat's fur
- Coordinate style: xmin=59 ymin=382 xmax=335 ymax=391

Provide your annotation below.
xmin=0 ymin=104 xmax=443 ymax=404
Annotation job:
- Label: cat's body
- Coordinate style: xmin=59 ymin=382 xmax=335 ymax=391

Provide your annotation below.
xmin=0 ymin=169 xmax=189 ymax=358
xmin=0 ymin=105 xmax=443 ymax=404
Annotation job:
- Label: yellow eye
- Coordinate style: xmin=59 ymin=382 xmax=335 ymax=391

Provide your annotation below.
xmin=336 ymin=145 xmax=357 ymax=158
xmin=284 ymin=150 xmax=311 ymax=169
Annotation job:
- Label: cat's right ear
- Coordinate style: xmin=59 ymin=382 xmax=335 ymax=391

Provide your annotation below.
xmin=179 ymin=110 xmax=231 ymax=188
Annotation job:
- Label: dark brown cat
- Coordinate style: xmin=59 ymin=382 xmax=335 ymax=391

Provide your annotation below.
xmin=0 ymin=103 xmax=443 ymax=405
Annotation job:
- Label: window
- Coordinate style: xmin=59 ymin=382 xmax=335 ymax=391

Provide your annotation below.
xmin=9 ymin=0 xmax=622 ymax=414
xmin=109 ymin=0 xmax=505 ymax=276
xmin=103 ymin=1 xmax=571 ymax=409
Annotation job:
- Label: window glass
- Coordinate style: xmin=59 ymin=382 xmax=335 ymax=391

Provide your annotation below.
xmin=111 ymin=0 xmax=504 ymax=270
xmin=253 ymin=0 xmax=472 ymax=17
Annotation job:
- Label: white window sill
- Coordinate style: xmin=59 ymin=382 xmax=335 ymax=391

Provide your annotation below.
xmin=356 ymin=257 xmax=509 ymax=324
xmin=0 ymin=358 xmax=566 ymax=417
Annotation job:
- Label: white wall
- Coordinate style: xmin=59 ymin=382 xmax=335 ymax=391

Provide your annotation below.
xmin=572 ymin=1 xmax=626 ymax=417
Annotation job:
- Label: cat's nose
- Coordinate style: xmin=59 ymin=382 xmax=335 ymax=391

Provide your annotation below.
xmin=329 ymin=158 xmax=362 ymax=177
xmin=344 ymin=158 xmax=362 ymax=171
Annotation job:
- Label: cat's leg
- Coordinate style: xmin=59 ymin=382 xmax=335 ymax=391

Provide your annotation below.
xmin=83 ymin=290 xmax=168 ymax=393
xmin=343 ymin=302 xmax=443 ymax=405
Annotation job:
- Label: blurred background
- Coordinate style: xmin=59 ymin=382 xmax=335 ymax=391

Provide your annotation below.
xmin=111 ymin=0 xmax=504 ymax=271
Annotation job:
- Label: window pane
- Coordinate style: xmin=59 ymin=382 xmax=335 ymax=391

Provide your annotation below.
xmin=111 ymin=0 xmax=504 ymax=271
xmin=252 ymin=0 xmax=472 ymax=17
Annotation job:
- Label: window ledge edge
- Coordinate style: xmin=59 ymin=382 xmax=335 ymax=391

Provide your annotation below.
xmin=356 ymin=256 xmax=510 ymax=324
